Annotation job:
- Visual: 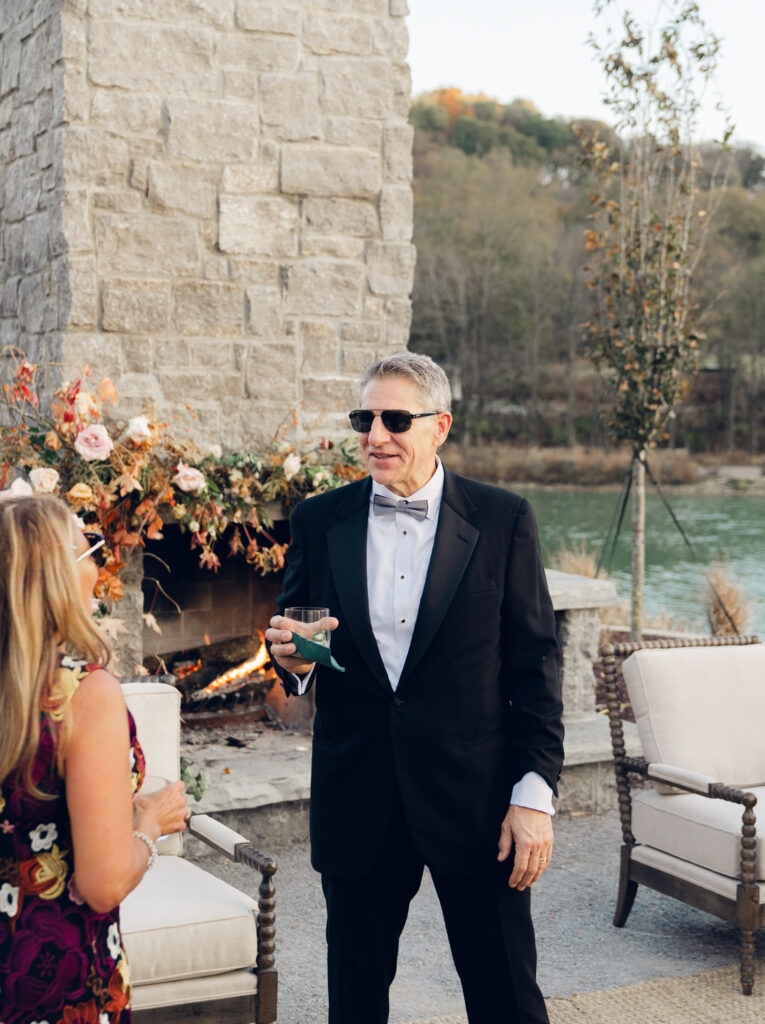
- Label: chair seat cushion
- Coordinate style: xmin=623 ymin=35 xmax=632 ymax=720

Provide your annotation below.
xmin=121 ymin=857 xmax=258 ymax=985
xmin=633 ymin=787 xmax=765 ymax=879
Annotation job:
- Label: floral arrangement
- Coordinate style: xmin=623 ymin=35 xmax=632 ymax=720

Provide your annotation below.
xmin=0 ymin=347 xmax=366 ymax=603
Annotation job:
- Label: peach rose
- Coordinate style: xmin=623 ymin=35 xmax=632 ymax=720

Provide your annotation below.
xmin=74 ymin=424 xmax=114 ymax=461
xmin=172 ymin=461 xmax=206 ymax=494
xmin=66 ymin=482 xmax=95 ymax=508
xmin=29 ymin=467 xmax=60 ymax=493
xmin=44 ymin=431 xmax=61 ymax=451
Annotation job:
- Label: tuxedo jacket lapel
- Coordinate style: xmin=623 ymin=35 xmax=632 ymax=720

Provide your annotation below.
xmin=397 ymin=471 xmax=479 ymax=690
xmin=326 ymin=478 xmax=391 ymax=692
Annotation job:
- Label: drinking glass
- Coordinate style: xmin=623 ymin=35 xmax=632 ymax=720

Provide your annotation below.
xmin=141 ymin=775 xmax=189 ymax=844
xmin=285 ymin=606 xmax=332 ymax=647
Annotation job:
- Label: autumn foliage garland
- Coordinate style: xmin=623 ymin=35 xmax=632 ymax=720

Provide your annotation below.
xmin=0 ymin=348 xmax=366 ymax=602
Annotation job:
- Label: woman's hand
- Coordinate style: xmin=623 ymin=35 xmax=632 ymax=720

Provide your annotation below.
xmin=133 ymin=781 xmax=189 ymax=840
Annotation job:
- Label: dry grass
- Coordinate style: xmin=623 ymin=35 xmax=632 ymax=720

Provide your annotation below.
xmin=549 ymin=538 xmax=600 ymax=578
xmin=444 ymin=444 xmax=701 ymax=486
xmin=550 ymin=539 xmax=696 ymax=632
xmin=706 ymin=561 xmax=751 ymax=635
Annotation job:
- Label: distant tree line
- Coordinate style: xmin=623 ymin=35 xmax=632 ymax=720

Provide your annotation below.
xmin=409 ymin=89 xmax=765 ymax=452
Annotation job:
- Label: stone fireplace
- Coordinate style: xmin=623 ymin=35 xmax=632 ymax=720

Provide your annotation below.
xmin=1 ymin=0 xmax=414 ymax=664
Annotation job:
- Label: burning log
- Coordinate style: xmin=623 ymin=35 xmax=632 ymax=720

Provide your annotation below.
xmin=142 ymin=631 xmax=283 ymax=729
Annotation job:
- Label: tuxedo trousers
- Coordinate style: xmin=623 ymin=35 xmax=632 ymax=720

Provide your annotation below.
xmin=320 ymin=788 xmax=550 ymax=1024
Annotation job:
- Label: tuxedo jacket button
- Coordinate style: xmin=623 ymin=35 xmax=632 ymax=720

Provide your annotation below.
xmin=392 ymin=696 xmax=403 ymax=706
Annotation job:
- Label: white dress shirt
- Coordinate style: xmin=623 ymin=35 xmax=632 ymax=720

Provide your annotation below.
xmin=292 ymin=457 xmax=554 ymax=815
xmin=367 ymin=462 xmax=444 ymax=690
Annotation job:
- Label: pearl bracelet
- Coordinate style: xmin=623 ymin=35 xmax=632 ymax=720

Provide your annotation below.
xmin=133 ymin=830 xmax=158 ymax=871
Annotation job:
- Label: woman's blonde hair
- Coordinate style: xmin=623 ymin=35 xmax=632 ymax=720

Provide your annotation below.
xmin=0 ymin=494 xmax=111 ymax=795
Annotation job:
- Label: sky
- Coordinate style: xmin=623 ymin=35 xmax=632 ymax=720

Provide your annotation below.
xmin=407 ymin=0 xmax=765 ymax=151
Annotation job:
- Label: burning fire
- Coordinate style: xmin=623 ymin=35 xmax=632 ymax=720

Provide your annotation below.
xmin=174 ymin=659 xmax=203 ymax=680
xmin=203 ymin=632 xmax=272 ymax=696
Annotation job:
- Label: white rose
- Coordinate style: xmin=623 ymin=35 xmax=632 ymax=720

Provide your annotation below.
xmin=9 ymin=478 xmax=33 ymax=496
xmin=125 ymin=415 xmax=152 ymax=445
xmin=29 ymin=467 xmax=60 ymax=493
xmin=283 ymin=453 xmax=301 ymax=481
xmin=207 ymin=443 xmax=222 ymax=459
xmin=172 ymin=461 xmax=206 ymax=494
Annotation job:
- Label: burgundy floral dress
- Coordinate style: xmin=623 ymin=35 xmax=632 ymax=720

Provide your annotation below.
xmin=0 ymin=658 xmax=145 ymax=1024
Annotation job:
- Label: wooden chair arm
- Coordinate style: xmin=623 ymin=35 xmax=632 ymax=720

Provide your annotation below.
xmin=188 ymin=813 xmax=277 ymax=872
xmin=187 ymin=812 xmax=277 ymax=1020
xmin=620 ymin=756 xmax=758 ymax=806
xmin=647 ymin=763 xmax=718 ymax=795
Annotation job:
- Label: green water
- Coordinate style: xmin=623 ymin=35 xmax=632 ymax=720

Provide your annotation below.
xmin=525 ymin=490 xmax=765 ymax=636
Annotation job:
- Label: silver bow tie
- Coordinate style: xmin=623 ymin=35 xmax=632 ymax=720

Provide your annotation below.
xmin=373 ymin=494 xmax=428 ymax=521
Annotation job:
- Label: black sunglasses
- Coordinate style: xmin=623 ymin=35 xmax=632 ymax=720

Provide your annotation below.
xmin=348 ymin=409 xmax=441 ymax=434
xmin=76 ymin=531 xmax=107 ymax=568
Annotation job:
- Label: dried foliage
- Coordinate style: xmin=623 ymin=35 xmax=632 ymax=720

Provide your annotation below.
xmin=550 ymin=538 xmax=600 ymax=579
xmin=706 ymin=560 xmax=751 ymax=635
xmin=0 ymin=348 xmax=365 ymax=601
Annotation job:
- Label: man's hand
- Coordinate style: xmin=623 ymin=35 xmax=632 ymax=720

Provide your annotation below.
xmin=266 ymin=614 xmax=339 ymax=675
xmin=497 ymin=805 xmax=553 ymax=891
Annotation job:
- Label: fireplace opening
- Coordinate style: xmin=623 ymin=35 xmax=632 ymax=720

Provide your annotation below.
xmin=138 ymin=521 xmax=307 ymax=729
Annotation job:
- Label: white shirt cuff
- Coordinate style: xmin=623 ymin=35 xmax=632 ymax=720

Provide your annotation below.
xmin=510 ymin=771 xmax=555 ymax=816
xmin=289 ymin=663 xmax=316 ymax=695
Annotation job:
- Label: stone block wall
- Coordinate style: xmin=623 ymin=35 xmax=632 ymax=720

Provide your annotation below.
xmin=0 ymin=0 xmax=67 ymax=392
xmin=1 ymin=0 xmax=414 ymax=445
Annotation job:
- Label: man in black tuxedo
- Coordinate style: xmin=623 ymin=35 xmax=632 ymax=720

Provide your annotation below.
xmin=266 ymin=352 xmax=564 ymax=1024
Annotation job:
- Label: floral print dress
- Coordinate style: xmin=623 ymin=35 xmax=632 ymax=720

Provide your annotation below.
xmin=0 ymin=659 xmax=145 ymax=1024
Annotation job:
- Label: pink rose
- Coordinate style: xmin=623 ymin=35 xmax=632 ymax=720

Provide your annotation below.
xmin=74 ymin=424 xmax=114 ymax=461
xmin=172 ymin=461 xmax=206 ymax=494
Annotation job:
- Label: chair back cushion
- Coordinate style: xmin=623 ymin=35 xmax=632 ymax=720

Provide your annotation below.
xmin=121 ymin=681 xmax=183 ymax=855
xmin=622 ymin=643 xmax=765 ymax=789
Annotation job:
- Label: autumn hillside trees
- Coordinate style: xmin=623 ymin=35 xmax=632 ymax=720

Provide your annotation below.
xmin=409 ymin=86 xmax=765 ymax=452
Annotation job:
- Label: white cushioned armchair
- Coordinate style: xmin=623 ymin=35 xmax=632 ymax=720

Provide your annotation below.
xmin=119 ymin=681 xmax=277 ymax=1023
xmin=602 ymin=636 xmax=764 ymax=995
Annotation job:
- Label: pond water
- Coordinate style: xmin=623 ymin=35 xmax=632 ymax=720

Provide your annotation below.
xmin=526 ymin=490 xmax=765 ymax=636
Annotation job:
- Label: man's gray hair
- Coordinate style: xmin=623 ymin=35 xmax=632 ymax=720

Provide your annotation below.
xmin=360 ymin=352 xmax=452 ymax=412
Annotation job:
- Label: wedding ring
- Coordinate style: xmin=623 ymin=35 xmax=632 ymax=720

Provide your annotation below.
xmin=540 ymin=857 xmax=548 ymax=863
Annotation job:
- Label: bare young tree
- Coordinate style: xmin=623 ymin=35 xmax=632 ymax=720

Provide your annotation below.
xmin=580 ymin=0 xmax=731 ymax=638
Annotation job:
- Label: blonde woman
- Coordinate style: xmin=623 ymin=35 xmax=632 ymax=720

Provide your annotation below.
xmin=0 ymin=494 xmax=188 ymax=1024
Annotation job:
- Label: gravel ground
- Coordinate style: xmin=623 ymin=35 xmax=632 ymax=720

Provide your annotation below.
xmin=188 ymin=810 xmax=763 ymax=1023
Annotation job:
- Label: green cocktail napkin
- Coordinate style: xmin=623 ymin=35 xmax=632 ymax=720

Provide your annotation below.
xmin=290 ymin=631 xmax=346 ymax=673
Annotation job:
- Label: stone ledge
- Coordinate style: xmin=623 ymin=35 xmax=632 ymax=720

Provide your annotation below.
xmin=561 ymin=713 xmax=640 ymax=767
xmin=184 ymin=731 xmax=312 ymax=816
xmin=182 ymin=713 xmax=640 ymax=822
xmin=546 ymin=569 xmax=618 ymax=611
xmin=557 ymin=716 xmax=642 ymax=815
